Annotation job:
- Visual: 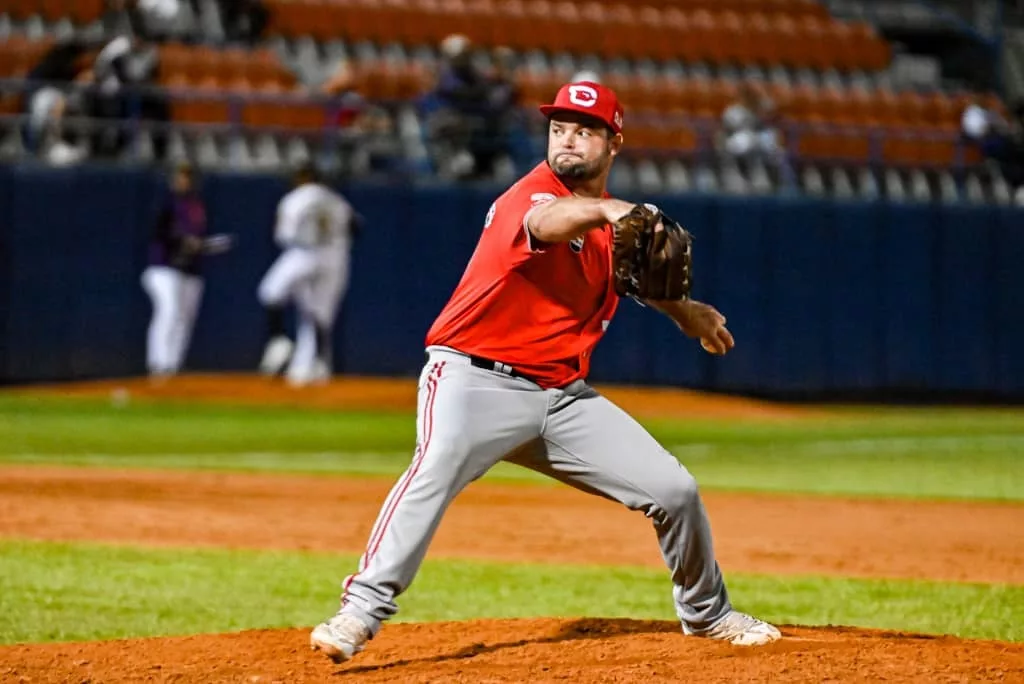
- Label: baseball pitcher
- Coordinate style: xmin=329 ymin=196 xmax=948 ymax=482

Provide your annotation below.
xmin=257 ymin=164 xmax=357 ymax=386
xmin=310 ymin=82 xmax=781 ymax=661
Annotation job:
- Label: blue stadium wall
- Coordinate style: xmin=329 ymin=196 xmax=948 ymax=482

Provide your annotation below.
xmin=1 ymin=164 xmax=1022 ymax=399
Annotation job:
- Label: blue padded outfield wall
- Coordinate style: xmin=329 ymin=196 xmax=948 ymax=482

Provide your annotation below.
xmin=1 ymin=164 xmax=1022 ymax=399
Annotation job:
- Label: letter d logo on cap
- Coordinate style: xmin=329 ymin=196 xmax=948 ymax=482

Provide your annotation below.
xmin=568 ymin=85 xmax=598 ymax=107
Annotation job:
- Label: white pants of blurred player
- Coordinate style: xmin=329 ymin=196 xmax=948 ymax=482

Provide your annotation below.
xmin=257 ymin=244 xmax=349 ymax=384
xmin=141 ymin=265 xmax=204 ymax=376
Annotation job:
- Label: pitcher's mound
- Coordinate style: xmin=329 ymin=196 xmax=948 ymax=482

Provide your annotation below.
xmin=3 ymin=618 xmax=1021 ymax=683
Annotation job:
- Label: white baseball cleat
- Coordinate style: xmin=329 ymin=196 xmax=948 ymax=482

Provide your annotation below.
xmin=259 ymin=335 xmax=294 ymax=375
xmin=310 ymin=613 xmax=371 ymax=663
xmin=683 ymin=610 xmax=782 ymax=646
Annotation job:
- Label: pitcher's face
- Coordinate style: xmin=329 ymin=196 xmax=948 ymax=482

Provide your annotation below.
xmin=546 ymin=113 xmax=621 ymax=183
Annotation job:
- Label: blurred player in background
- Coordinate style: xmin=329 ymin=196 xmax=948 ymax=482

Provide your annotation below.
xmin=141 ymin=162 xmax=232 ymax=378
xmin=257 ymin=163 xmax=358 ymax=386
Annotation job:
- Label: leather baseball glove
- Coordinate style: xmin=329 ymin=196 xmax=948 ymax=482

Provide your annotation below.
xmin=611 ymin=204 xmax=693 ymax=301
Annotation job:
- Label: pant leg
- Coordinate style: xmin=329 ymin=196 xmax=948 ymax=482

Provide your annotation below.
xmin=140 ymin=266 xmax=180 ymax=374
xmin=257 ymin=247 xmax=318 ymax=308
xmin=299 ymin=244 xmax=348 ymax=329
xmin=288 ymin=246 xmax=346 ymax=378
xmin=340 ymin=349 xmax=546 ymax=635
xmin=524 ymin=381 xmax=731 ymax=632
xmin=169 ymin=274 xmax=204 ymax=371
xmin=286 ymin=295 xmax=318 ymax=380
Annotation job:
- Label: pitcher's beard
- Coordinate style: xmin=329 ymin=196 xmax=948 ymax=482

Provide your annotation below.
xmin=550 ymin=156 xmax=603 ymax=182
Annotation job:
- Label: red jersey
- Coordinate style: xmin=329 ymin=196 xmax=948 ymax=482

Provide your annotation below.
xmin=425 ymin=162 xmax=620 ymax=388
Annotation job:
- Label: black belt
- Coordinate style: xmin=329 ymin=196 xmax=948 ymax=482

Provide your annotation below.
xmin=468 ymin=355 xmax=527 ymax=379
xmin=426 ymin=351 xmax=534 ymax=382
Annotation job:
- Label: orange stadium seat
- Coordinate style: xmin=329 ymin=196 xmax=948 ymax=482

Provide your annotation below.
xmin=492 ymin=0 xmax=527 ymax=51
xmin=799 ymin=17 xmax=834 ymax=71
xmin=626 ymin=73 xmax=661 ymax=115
xmin=689 ymin=10 xmax=722 ymax=65
xmin=742 ymin=13 xmax=775 ymax=65
xmin=463 ymin=0 xmax=498 ymax=45
xmin=527 ymin=0 xmax=565 ymax=51
xmin=783 ymin=83 xmax=817 ymax=122
xmin=243 ymin=82 xmax=290 ymax=129
xmin=343 ymin=0 xmax=386 ymax=44
xmin=0 ymin=41 xmax=23 ymax=78
xmin=179 ymin=76 xmax=233 ymax=124
xmin=649 ymin=73 xmax=685 ymax=112
xmin=256 ymin=0 xmax=890 ymax=74
xmin=552 ymin=2 xmax=587 ymax=56
xmin=635 ymin=7 xmax=666 ymax=61
xmin=5 ymin=0 xmax=36 ymax=21
xmin=769 ymin=15 xmax=803 ymax=69
xmin=716 ymin=11 xmax=745 ymax=65
xmin=46 ymin=0 xmax=104 ymax=23
xmin=264 ymin=0 xmax=302 ymax=38
xmin=848 ymin=22 xmax=891 ymax=71
xmin=602 ymin=4 xmax=640 ymax=60
xmin=657 ymin=9 xmax=692 ymax=63
xmin=871 ymin=88 xmax=902 ymax=126
xmin=40 ymin=0 xmax=66 ymax=21
xmin=217 ymin=47 xmax=252 ymax=82
xmin=590 ymin=3 xmax=619 ymax=58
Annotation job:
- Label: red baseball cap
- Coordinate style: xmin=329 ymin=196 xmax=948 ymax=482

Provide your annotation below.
xmin=539 ymin=81 xmax=624 ymax=134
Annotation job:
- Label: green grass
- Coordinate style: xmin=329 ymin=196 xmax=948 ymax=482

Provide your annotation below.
xmin=0 ymin=539 xmax=1019 ymax=645
xmin=0 ymin=396 xmax=416 ymax=454
xmin=1 ymin=396 xmax=1023 ymax=500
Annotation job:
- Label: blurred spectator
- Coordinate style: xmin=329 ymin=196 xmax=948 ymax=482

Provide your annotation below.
xmin=102 ymin=0 xmax=205 ymax=42
xmin=421 ymin=34 xmax=511 ymax=179
xmin=349 ymin=105 xmax=405 ymax=176
xmin=317 ymin=61 xmax=403 ymax=177
xmin=487 ymin=46 xmax=531 ymax=175
xmin=322 ymin=60 xmax=356 ymax=98
xmin=961 ymin=96 xmax=1024 ymax=195
xmin=721 ymin=83 xmax=782 ymax=160
xmin=84 ymin=34 xmax=170 ymax=160
xmin=720 ymin=83 xmax=796 ymax=191
xmin=101 ymin=0 xmax=146 ymax=38
xmin=216 ymin=0 xmax=269 ymax=45
xmin=961 ymin=96 xmax=1013 ymax=159
xmin=84 ymin=35 xmax=136 ymax=158
xmin=19 ymin=38 xmax=94 ymax=161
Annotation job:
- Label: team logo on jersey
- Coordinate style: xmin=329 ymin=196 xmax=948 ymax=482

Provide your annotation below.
xmin=530 ymin=192 xmax=557 ymax=206
xmin=569 ymin=235 xmax=584 ymax=253
xmin=483 ymin=202 xmax=496 ymax=229
xmin=568 ymin=85 xmax=598 ymax=108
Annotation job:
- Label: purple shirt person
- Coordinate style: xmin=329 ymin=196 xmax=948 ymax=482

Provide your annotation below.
xmin=140 ymin=163 xmax=208 ymax=378
xmin=149 ymin=164 xmax=208 ymax=276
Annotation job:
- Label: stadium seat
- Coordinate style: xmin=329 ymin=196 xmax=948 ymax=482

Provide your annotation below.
xmin=171 ymin=75 xmax=232 ymax=124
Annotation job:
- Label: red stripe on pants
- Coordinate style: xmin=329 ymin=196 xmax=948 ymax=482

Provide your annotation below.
xmin=343 ymin=361 xmax=444 ymax=593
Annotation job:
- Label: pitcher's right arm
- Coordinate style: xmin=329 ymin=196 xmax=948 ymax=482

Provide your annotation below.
xmin=526 ymin=197 xmax=635 ymax=244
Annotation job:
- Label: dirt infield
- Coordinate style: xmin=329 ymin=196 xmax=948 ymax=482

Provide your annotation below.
xmin=3 ymin=375 xmax=1022 ymax=682
xmin=5 ymin=620 xmax=1023 ymax=684
xmin=2 ymin=467 xmax=1023 ymax=682
xmin=2 ymin=466 xmax=1022 ymax=584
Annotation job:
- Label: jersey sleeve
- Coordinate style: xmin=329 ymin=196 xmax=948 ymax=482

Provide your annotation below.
xmin=486 ymin=177 xmax=563 ymax=263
